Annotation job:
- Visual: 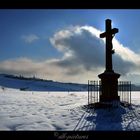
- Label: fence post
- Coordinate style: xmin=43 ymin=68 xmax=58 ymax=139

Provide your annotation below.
xmin=130 ymin=81 xmax=131 ymax=105
xmin=88 ymin=80 xmax=89 ymax=105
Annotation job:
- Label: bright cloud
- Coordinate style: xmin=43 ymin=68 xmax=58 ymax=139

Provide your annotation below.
xmin=1 ymin=25 xmax=140 ymax=83
xmin=50 ymin=25 xmax=136 ymax=75
xmin=21 ymin=34 xmax=39 ymax=43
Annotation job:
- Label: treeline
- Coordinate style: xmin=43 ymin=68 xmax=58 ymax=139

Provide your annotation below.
xmin=4 ymin=74 xmax=53 ymax=82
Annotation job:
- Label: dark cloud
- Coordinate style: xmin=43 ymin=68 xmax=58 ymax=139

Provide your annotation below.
xmin=113 ymin=54 xmax=135 ymax=75
xmin=50 ymin=26 xmax=138 ymax=76
xmin=50 ymin=27 xmax=105 ymax=73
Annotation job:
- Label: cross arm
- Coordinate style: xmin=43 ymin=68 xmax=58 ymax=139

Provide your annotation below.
xmin=100 ymin=32 xmax=106 ymax=38
xmin=100 ymin=28 xmax=119 ymax=38
xmin=111 ymin=28 xmax=119 ymax=35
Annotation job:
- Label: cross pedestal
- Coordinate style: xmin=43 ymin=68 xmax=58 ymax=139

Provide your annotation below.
xmin=98 ymin=71 xmax=120 ymax=102
xmin=98 ymin=19 xmax=120 ymax=103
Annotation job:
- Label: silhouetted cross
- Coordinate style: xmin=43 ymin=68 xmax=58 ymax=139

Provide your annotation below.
xmin=100 ymin=19 xmax=118 ymax=72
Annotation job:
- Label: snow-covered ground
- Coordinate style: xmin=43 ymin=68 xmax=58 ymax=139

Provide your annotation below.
xmin=0 ymin=88 xmax=140 ymax=131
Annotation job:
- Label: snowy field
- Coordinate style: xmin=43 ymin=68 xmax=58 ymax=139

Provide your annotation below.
xmin=0 ymin=88 xmax=140 ymax=131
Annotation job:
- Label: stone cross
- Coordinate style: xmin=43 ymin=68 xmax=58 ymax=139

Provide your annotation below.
xmin=100 ymin=19 xmax=118 ymax=72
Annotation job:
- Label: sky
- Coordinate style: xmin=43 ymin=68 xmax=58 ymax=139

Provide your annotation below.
xmin=1 ymin=9 xmax=140 ymax=84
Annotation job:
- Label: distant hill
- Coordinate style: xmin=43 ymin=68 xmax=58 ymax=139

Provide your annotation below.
xmin=0 ymin=74 xmax=140 ymax=91
xmin=0 ymin=74 xmax=88 ymax=91
xmin=131 ymin=84 xmax=140 ymax=91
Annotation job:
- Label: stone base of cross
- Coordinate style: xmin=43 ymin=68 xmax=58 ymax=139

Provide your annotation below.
xmin=98 ymin=71 xmax=120 ymax=102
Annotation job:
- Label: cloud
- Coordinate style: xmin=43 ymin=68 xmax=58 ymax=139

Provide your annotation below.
xmin=50 ymin=26 xmax=105 ymax=71
xmin=50 ymin=25 xmax=138 ymax=75
xmin=21 ymin=34 xmax=39 ymax=43
xmin=1 ymin=25 xmax=140 ymax=83
xmin=0 ymin=57 xmax=88 ymax=83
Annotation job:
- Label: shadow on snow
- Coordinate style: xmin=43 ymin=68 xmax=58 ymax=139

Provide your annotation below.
xmin=74 ymin=104 xmax=140 ymax=131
